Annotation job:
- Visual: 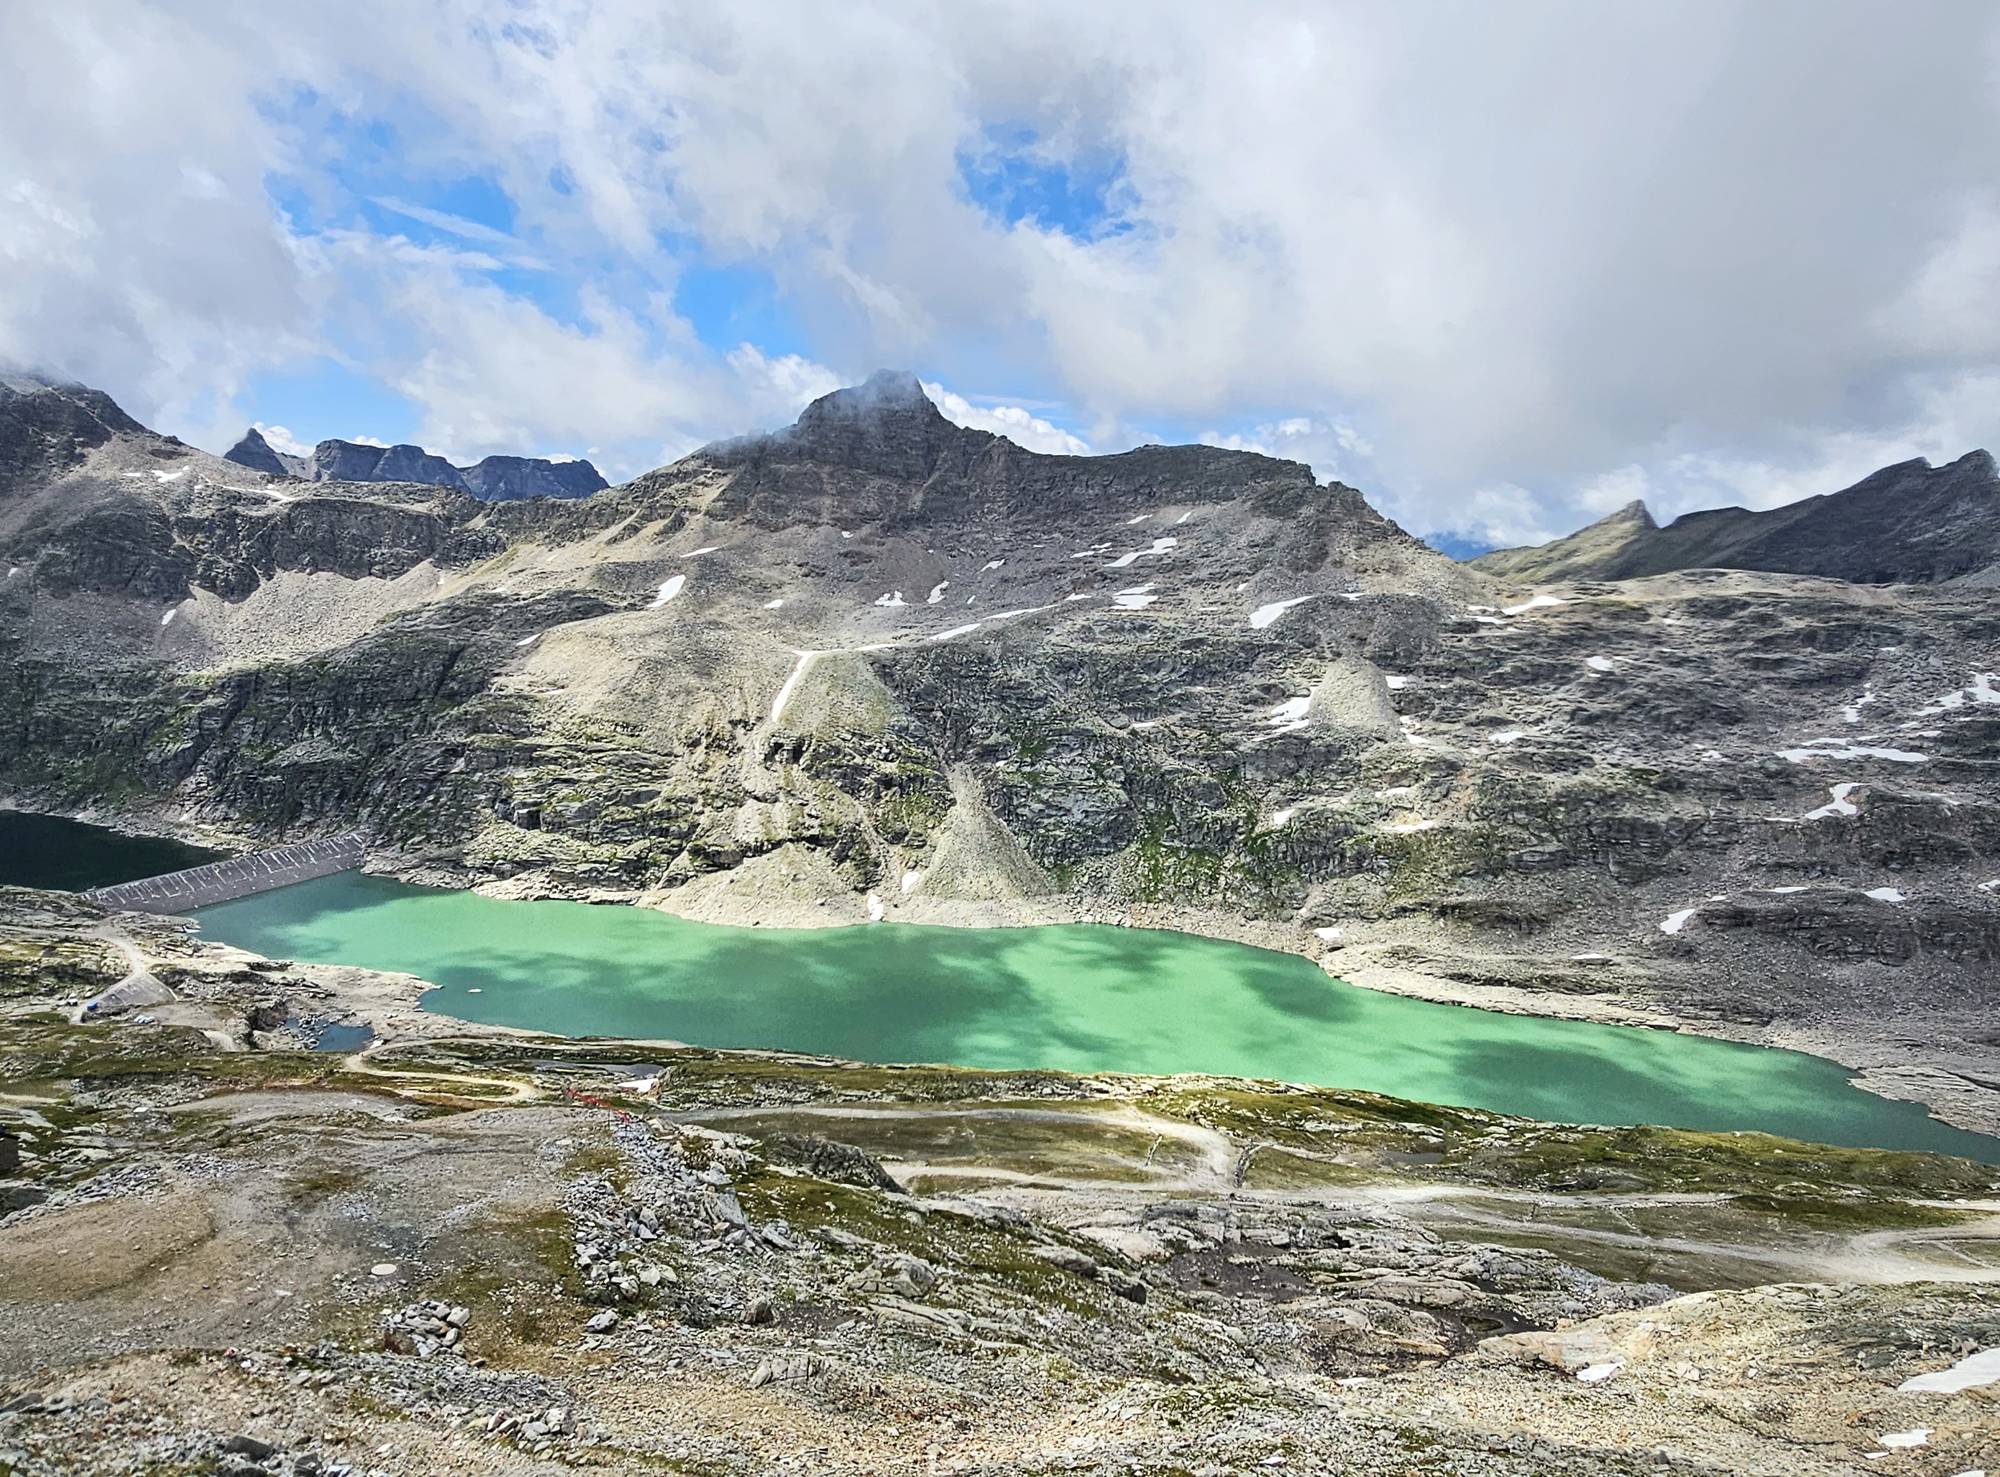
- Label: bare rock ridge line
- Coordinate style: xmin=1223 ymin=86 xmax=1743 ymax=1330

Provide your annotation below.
xmin=1473 ymin=449 xmax=2000 ymax=585
xmin=223 ymin=425 xmax=608 ymax=501
xmin=83 ymin=833 xmax=367 ymax=912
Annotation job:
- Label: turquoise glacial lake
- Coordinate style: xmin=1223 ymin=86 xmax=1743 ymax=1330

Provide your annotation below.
xmin=183 ymin=872 xmax=2000 ymax=1162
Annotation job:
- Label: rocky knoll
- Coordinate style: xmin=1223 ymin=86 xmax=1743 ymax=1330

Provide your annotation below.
xmin=1476 ymin=449 xmax=2000 ymax=584
xmin=0 ymin=373 xmax=1996 ymax=1135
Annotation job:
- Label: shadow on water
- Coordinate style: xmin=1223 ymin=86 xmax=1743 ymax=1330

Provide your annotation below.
xmin=191 ymin=872 xmax=2000 ymax=1163
xmin=0 ymin=811 xmax=226 ymax=891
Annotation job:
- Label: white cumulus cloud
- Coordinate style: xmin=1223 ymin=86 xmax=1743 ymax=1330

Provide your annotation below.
xmin=923 ymin=382 xmax=1089 ymax=455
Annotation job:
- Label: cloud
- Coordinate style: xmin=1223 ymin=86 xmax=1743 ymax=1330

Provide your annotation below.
xmin=252 ymin=422 xmax=312 ymax=457
xmin=1199 ymin=416 xmax=1373 ymax=483
xmin=2 ymin=2 xmax=1997 ymax=535
xmin=923 ymin=382 xmax=1089 ymax=455
xmin=731 ymin=345 xmax=845 ymax=415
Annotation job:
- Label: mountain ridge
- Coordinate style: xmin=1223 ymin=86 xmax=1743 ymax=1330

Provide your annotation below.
xmin=1474 ymin=450 xmax=2000 ymax=584
xmin=0 ymin=370 xmax=1996 ymax=1162
xmin=224 ymin=426 xmax=608 ymax=501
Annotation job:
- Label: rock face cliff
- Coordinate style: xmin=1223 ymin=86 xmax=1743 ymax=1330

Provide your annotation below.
xmin=222 ymin=429 xmax=607 ymax=500
xmin=2 ymin=373 xmax=1998 ymax=1127
xmin=0 ymin=374 xmax=147 ymax=489
xmin=1475 ymin=451 xmax=2000 ymax=585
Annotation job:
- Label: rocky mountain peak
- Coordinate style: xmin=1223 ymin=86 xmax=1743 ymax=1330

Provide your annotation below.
xmin=1602 ymin=497 xmax=1658 ymax=530
xmin=0 ymin=373 xmax=148 ymax=490
xmin=310 ymin=439 xmax=469 ymax=491
xmin=712 ymin=369 xmax=975 ymax=483
xmin=222 ymin=427 xmax=302 ymax=479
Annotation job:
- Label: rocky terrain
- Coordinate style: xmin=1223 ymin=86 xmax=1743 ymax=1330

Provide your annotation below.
xmin=0 ymin=885 xmax=1997 ymax=1475
xmin=2 ymin=366 xmax=2000 ymax=1472
xmin=0 ymin=368 xmax=1995 ymax=1138
xmin=1475 ymin=451 xmax=2000 ymax=586
xmin=223 ymin=426 xmax=606 ymax=500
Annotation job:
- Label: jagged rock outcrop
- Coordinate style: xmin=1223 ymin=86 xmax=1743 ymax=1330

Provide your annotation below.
xmin=459 ymin=454 xmax=607 ymax=500
xmin=221 ymin=427 xmax=306 ymax=479
xmin=222 ymin=428 xmax=608 ymax=500
xmin=305 ymin=438 xmax=471 ymax=490
xmin=1475 ymin=451 xmax=2000 ymax=584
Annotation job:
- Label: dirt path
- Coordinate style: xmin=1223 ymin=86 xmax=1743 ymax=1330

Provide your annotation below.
xmin=334 ymin=1042 xmax=545 ymax=1103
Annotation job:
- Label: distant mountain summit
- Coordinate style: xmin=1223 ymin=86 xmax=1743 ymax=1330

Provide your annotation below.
xmin=222 ymin=429 xmax=607 ymax=501
xmin=689 ymin=369 xmax=1326 ymax=532
xmin=1473 ymin=451 xmax=2000 ymax=585
xmin=222 ymin=427 xmax=306 ymax=479
xmin=1 ymin=373 xmax=147 ymax=489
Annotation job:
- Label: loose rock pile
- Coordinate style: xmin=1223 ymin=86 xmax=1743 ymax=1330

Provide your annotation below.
xmin=381 ymin=1300 xmax=469 ymax=1358
xmin=481 ymin=1402 xmax=570 ymax=1452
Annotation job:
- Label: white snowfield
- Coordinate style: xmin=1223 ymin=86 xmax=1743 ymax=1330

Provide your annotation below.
xmin=1501 ymin=594 xmax=1564 ymax=616
xmin=865 ymin=892 xmax=885 ymax=923
xmin=1897 ymin=1346 xmax=2000 ymax=1393
xmin=1865 ymin=886 xmax=1907 ymax=903
xmin=1269 ymin=807 xmax=1296 ymax=827
xmin=899 ymin=870 xmax=923 ymax=895
xmin=160 ymin=608 xmax=178 ymax=627
xmin=1491 ymin=730 xmax=1526 ymax=744
xmin=926 ymin=581 xmax=949 ymax=604
xmin=1112 ymin=584 xmax=1157 ymax=610
xmin=1267 ymin=695 xmax=1312 ymax=730
xmin=682 ymin=545 xmax=720 ymax=557
xmin=1918 ymin=671 xmax=2000 ymax=715
xmin=874 ymin=590 xmax=908 ymax=607
xmin=769 ymin=650 xmax=821 ymax=723
xmin=930 ymin=622 xmax=982 ymax=642
xmin=1801 ymin=782 xmax=1861 ymax=820
xmin=1660 ymin=907 xmax=1698 ymax=935
xmin=647 ymin=574 xmax=686 ymax=608
xmin=1575 ymin=1362 xmax=1622 ymax=1384
xmin=1778 ymin=738 xmax=1928 ymax=764
xmin=1585 ymin=655 xmax=1615 ymax=672
xmin=515 ymin=633 xmax=540 ymax=647
xmin=1248 ymin=595 xmax=1313 ymax=630
xmin=981 ymin=559 xmax=1004 ymax=571
xmin=1104 ymin=535 xmax=1178 ymax=569
xmin=762 ymin=598 xmax=784 ymax=609
xmin=1875 ymin=1428 xmax=1929 ymax=1450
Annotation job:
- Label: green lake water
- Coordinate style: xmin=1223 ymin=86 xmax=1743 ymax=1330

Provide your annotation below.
xmin=0 ymin=810 xmax=225 ymax=891
xmin=191 ymin=871 xmax=2000 ymax=1162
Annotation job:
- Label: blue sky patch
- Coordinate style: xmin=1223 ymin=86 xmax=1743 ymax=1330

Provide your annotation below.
xmin=242 ymin=357 xmax=423 ymax=450
xmin=957 ymin=125 xmax=1128 ymax=237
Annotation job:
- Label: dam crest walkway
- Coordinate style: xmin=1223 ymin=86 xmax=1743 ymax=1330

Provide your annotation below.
xmin=84 ymin=833 xmax=367 ymax=914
